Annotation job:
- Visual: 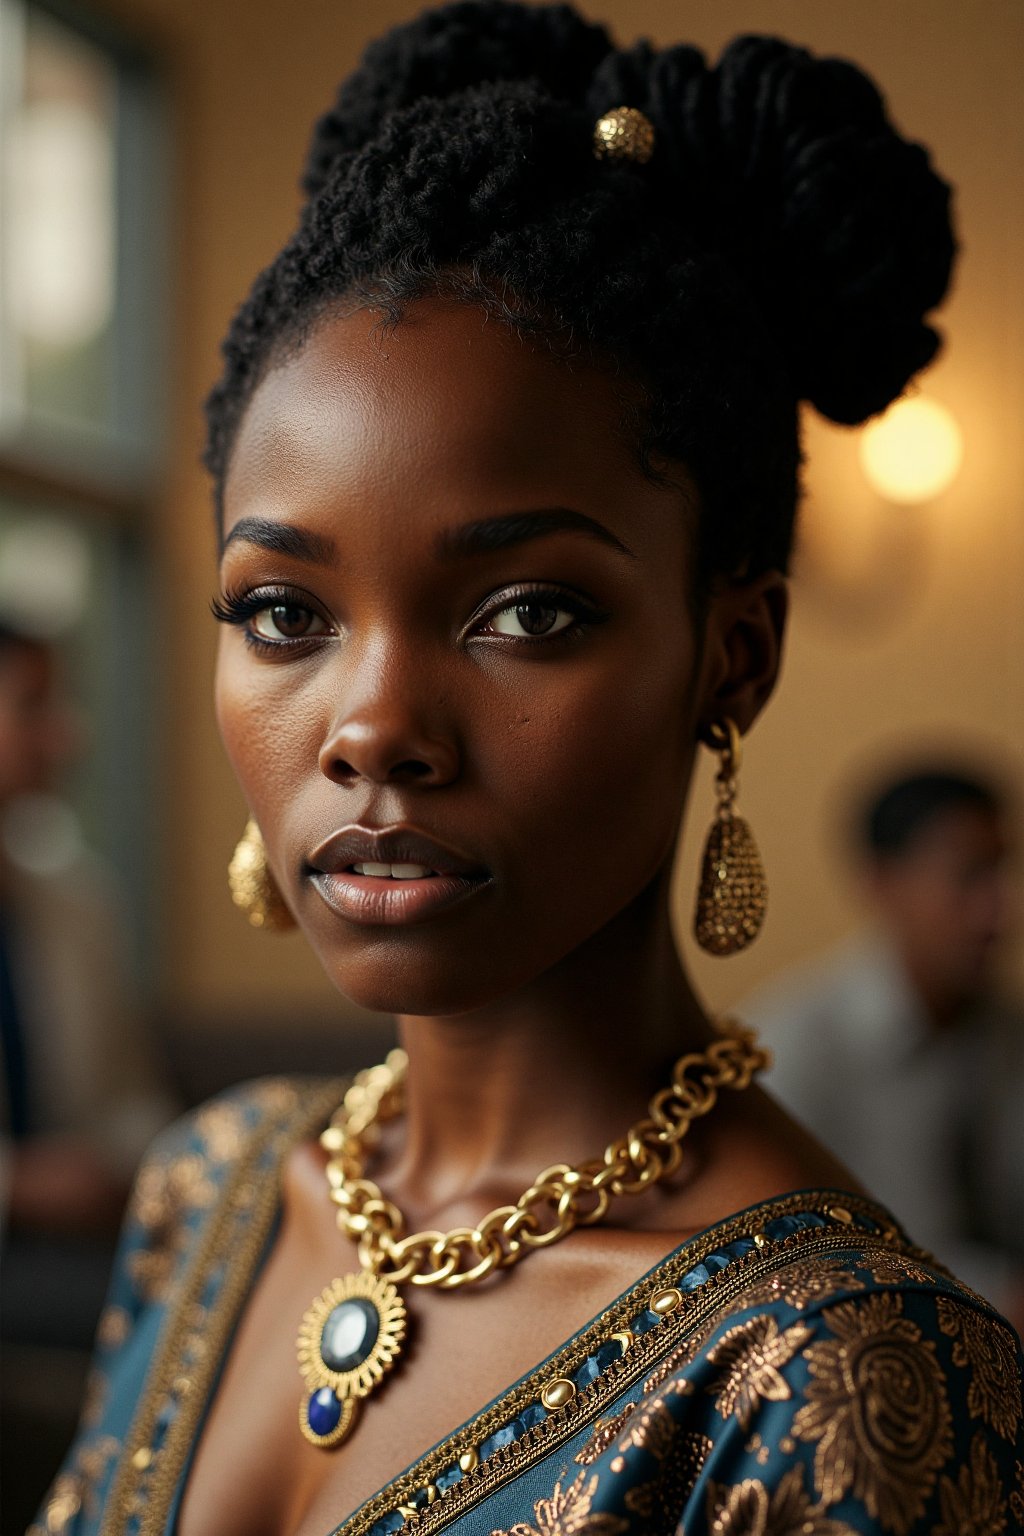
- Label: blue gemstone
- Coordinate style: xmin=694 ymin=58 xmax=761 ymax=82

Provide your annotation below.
xmin=573 ymin=1356 xmax=602 ymax=1389
xmin=516 ymin=1402 xmax=547 ymax=1432
xmin=321 ymin=1298 xmax=380 ymax=1371
xmin=479 ymin=1423 xmax=517 ymax=1461
xmin=632 ymin=1308 xmax=660 ymax=1335
xmin=308 ymin=1387 xmax=342 ymax=1436
xmin=368 ymin=1514 xmax=406 ymax=1536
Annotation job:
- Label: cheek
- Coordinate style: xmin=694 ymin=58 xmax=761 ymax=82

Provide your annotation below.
xmin=215 ymin=641 xmax=321 ymax=821
xmin=473 ymin=636 xmax=699 ymax=892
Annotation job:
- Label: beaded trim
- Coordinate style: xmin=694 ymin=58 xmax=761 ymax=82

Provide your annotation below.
xmin=338 ymin=1196 xmax=913 ymax=1536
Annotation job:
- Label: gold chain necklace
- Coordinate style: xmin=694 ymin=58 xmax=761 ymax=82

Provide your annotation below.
xmin=296 ymin=1022 xmax=768 ymax=1448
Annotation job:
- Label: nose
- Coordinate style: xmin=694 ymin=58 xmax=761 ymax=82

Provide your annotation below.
xmin=317 ymin=648 xmax=460 ymax=789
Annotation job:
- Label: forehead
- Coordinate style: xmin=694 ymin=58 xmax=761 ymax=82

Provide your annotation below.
xmin=223 ymin=299 xmax=690 ymax=539
xmin=903 ymin=805 xmax=1008 ymax=867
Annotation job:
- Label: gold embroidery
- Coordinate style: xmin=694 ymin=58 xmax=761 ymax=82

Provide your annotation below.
xmin=191 ymin=1099 xmax=252 ymax=1162
xmin=642 ymin=1317 xmax=713 ymax=1395
xmin=33 ymin=1436 xmax=120 ymax=1534
xmin=574 ymin=1406 xmax=638 ymax=1466
xmin=104 ymin=1080 xmax=346 ymax=1536
xmin=792 ymin=1292 xmax=952 ymax=1534
xmin=96 ymin=1304 xmax=132 ymax=1350
xmin=933 ymin=1430 xmax=1008 ymax=1536
xmin=735 ymin=1256 xmax=865 ymax=1313
xmin=853 ymin=1247 xmax=938 ymax=1287
xmin=706 ymin=1464 xmax=858 ymax=1534
xmin=1009 ymin=1458 xmax=1024 ymax=1524
xmin=93 ymin=1181 xmax=902 ymax=1536
xmin=623 ymin=1431 xmax=712 ymax=1522
xmin=128 ymin=1152 xmax=218 ymax=1304
xmin=706 ymin=1314 xmax=813 ymax=1432
xmin=616 ymin=1397 xmax=676 ymax=1459
xmin=344 ymin=1194 xmax=907 ymax=1536
xmin=936 ymin=1297 xmax=1021 ymax=1442
xmin=489 ymin=1470 xmax=629 ymax=1535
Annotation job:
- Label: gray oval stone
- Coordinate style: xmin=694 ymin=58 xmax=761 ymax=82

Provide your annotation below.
xmin=320 ymin=1297 xmax=380 ymax=1371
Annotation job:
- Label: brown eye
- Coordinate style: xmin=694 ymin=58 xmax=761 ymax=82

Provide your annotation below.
xmin=491 ymin=602 xmax=573 ymax=638
xmin=252 ymin=603 xmax=326 ymax=641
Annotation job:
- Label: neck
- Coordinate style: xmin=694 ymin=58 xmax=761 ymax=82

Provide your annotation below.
xmin=386 ymin=878 xmax=713 ymax=1221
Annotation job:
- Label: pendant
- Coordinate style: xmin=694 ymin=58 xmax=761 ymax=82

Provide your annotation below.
xmin=297 ymin=1270 xmax=407 ymax=1449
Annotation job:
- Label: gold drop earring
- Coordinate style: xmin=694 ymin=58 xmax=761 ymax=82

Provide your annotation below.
xmin=694 ymin=720 xmax=767 ymax=955
xmin=228 ymin=817 xmax=296 ymax=931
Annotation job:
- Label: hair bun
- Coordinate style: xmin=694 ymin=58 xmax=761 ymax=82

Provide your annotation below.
xmin=302 ymin=0 xmax=612 ymax=199
xmin=593 ymin=33 xmax=956 ymax=423
xmin=702 ymin=36 xmax=956 ymax=423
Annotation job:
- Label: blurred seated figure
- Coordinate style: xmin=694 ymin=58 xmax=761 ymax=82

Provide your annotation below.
xmin=0 ymin=619 xmax=177 ymax=1288
xmin=741 ymin=765 xmax=1024 ymax=1329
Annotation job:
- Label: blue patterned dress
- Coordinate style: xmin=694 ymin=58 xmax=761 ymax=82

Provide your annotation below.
xmin=33 ymin=1080 xmax=1024 ymax=1536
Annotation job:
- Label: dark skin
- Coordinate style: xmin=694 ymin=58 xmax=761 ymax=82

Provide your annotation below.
xmin=186 ymin=299 xmax=856 ymax=1536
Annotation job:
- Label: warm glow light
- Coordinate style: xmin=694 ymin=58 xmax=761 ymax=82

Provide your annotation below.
xmin=859 ymin=396 xmax=964 ymax=504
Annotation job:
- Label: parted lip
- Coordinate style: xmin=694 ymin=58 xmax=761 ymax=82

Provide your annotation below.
xmin=306 ymin=824 xmax=488 ymax=880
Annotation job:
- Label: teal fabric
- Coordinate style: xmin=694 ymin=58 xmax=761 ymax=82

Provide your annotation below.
xmin=32 ymin=1082 xmax=1024 ymax=1536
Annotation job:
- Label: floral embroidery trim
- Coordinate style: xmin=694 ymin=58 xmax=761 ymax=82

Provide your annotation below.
xmin=29 ymin=1435 xmax=121 ymax=1536
xmin=101 ymin=1078 xmax=344 ymax=1536
xmin=792 ymin=1291 xmax=953 ymax=1535
xmin=706 ymin=1463 xmax=858 ymax=1535
xmin=488 ymin=1470 xmax=629 ymax=1536
xmin=705 ymin=1315 xmax=813 ymax=1432
xmin=932 ymin=1430 xmax=1008 ymax=1536
xmin=936 ymin=1296 xmax=1021 ymax=1443
xmin=354 ymin=1202 xmax=920 ymax=1536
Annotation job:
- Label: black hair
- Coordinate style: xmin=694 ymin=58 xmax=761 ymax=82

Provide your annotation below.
xmin=863 ymin=770 xmax=1003 ymax=859
xmin=204 ymin=0 xmax=956 ymax=580
xmin=0 ymin=621 xmax=48 ymax=662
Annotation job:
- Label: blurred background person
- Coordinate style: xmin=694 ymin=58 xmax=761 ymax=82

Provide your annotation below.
xmin=742 ymin=764 xmax=1024 ymax=1330
xmin=0 ymin=617 xmax=177 ymax=1526
xmin=0 ymin=619 xmax=176 ymax=1229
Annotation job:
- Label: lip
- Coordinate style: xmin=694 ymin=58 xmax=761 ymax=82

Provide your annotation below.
xmin=306 ymin=824 xmax=492 ymax=927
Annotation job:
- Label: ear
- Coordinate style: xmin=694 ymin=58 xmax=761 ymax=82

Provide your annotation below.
xmin=694 ymin=572 xmax=789 ymax=743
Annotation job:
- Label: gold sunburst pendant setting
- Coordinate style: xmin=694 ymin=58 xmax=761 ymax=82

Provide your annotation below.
xmin=297 ymin=1271 xmax=407 ymax=1449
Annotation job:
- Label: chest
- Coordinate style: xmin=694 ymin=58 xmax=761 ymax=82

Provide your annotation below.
xmin=176 ymin=1229 xmax=665 ymax=1536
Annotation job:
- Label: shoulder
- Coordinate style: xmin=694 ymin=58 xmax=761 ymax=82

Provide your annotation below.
xmin=117 ymin=1076 xmax=344 ymax=1306
xmin=637 ymin=1248 xmax=1023 ymax=1534
xmin=28 ymin=1077 xmax=345 ymax=1536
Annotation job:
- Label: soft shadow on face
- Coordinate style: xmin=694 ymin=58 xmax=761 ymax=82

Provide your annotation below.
xmin=215 ymin=298 xmax=708 ymax=1015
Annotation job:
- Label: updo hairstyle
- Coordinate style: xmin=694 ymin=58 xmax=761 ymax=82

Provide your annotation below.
xmin=204 ymin=0 xmax=956 ymax=581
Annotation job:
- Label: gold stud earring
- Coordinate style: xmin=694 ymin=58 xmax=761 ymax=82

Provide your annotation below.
xmin=694 ymin=720 xmax=767 ymax=956
xmin=228 ymin=818 xmax=296 ymax=931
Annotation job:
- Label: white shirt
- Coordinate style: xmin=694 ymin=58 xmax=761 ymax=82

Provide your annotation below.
xmin=740 ymin=931 xmax=1024 ymax=1308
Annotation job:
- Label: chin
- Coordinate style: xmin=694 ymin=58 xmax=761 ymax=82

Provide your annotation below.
xmin=312 ymin=941 xmax=524 ymax=1019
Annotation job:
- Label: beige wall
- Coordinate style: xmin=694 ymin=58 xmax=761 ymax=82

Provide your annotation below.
xmin=96 ymin=0 xmax=1024 ymax=1033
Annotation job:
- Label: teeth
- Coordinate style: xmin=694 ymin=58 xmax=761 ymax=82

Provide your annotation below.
xmin=352 ymin=862 xmax=432 ymax=879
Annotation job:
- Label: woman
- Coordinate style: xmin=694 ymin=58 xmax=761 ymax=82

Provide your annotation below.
xmin=35 ymin=4 xmax=1024 ymax=1534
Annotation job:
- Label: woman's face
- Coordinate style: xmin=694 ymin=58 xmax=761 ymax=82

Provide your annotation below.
xmin=216 ymin=299 xmax=719 ymax=1015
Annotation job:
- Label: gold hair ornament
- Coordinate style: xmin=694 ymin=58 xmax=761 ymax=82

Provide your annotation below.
xmin=593 ymin=106 xmax=656 ymax=164
xmin=694 ymin=720 xmax=768 ymax=955
xmin=227 ymin=817 xmax=296 ymax=931
xmin=297 ymin=1023 xmax=768 ymax=1447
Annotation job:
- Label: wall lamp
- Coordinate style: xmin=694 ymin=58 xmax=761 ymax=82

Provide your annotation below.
xmin=859 ymin=395 xmax=964 ymax=505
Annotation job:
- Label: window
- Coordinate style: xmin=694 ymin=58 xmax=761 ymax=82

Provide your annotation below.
xmin=0 ymin=0 xmax=168 ymax=972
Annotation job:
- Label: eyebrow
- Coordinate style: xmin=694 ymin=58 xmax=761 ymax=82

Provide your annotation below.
xmin=220 ymin=516 xmax=336 ymax=562
xmin=435 ymin=509 xmax=636 ymax=561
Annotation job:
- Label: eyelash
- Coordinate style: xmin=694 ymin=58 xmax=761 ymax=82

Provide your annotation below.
xmin=210 ymin=582 xmax=607 ymax=655
xmin=210 ymin=585 xmax=330 ymax=657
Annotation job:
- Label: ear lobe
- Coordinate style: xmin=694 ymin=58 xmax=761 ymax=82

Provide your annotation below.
xmin=696 ymin=573 xmax=789 ymax=741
